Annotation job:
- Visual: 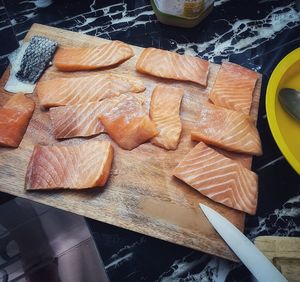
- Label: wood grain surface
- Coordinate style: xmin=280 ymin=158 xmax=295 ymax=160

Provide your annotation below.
xmin=255 ymin=236 xmax=300 ymax=282
xmin=0 ymin=24 xmax=262 ymax=261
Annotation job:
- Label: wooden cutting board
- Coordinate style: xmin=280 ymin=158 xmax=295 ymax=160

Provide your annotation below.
xmin=0 ymin=24 xmax=262 ymax=261
xmin=255 ymin=236 xmax=300 ymax=282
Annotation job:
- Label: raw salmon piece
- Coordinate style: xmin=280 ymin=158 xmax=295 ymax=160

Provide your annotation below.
xmin=173 ymin=142 xmax=258 ymax=215
xmin=209 ymin=62 xmax=258 ymax=114
xmin=191 ymin=102 xmax=262 ymax=156
xmin=54 ymin=40 xmax=134 ymax=71
xmin=37 ymin=74 xmax=145 ymax=108
xmin=150 ymin=85 xmax=183 ymax=150
xmin=25 ymin=141 xmax=113 ymax=190
xmin=49 ymin=98 xmax=121 ymax=139
xmin=50 ymin=102 xmax=104 ymax=139
xmin=99 ymin=94 xmax=158 ymax=150
xmin=0 ymin=94 xmax=35 ymax=148
xmin=136 ymin=48 xmax=209 ymax=86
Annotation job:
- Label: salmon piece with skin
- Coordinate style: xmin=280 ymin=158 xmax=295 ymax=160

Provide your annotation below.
xmin=191 ymin=102 xmax=262 ymax=156
xmin=0 ymin=94 xmax=35 ymax=148
xmin=150 ymin=85 xmax=183 ymax=150
xmin=209 ymin=61 xmax=259 ymax=114
xmin=98 ymin=94 xmax=158 ymax=150
xmin=173 ymin=142 xmax=258 ymax=215
xmin=37 ymin=74 xmax=145 ymax=108
xmin=136 ymin=48 xmax=209 ymax=87
xmin=53 ymin=40 xmax=134 ymax=71
xmin=25 ymin=141 xmax=113 ymax=190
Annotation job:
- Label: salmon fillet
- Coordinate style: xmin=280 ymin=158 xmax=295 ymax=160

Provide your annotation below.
xmin=191 ymin=102 xmax=262 ymax=156
xmin=136 ymin=48 xmax=209 ymax=86
xmin=150 ymin=85 xmax=183 ymax=150
xmin=173 ymin=142 xmax=258 ymax=215
xmin=25 ymin=141 xmax=113 ymax=190
xmin=37 ymin=74 xmax=145 ymax=108
xmin=49 ymin=96 xmax=122 ymax=139
xmin=53 ymin=40 xmax=134 ymax=71
xmin=99 ymin=94 xmax=158 ymax=150
xmin=209 ymin=62 xmax=258 ymax=114
xmin=0 ymin=94 xmax=35 ymax=148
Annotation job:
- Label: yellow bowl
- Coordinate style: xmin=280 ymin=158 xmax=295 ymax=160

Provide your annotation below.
xmin=266 ymin=48 xmax=300 ymax=174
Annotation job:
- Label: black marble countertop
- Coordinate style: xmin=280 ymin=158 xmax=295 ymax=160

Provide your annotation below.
xmin=0 ymin=0 xmax=299 ymax=281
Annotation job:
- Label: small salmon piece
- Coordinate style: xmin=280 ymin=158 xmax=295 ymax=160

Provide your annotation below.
xmin=37 ymin=74 xmax=145 ymax=108
xmin=173 ymin=142 xmax=258 ymax=215
xmin=209 ymin=62 xmax=258 ymax=114
xmin=0 ymin=94 xmax=35 ymax=148
xmin=136 ymin=48 xmax=209 ymax=86
xmin=150 ymin=85 xmax=183 ymax=150
xmin=99 ymin=94 xmax=158 ymax=150
xmin=25 ymin=141 xmax=113 ymax=190
xmin=53 ymin=40 xmax=134 ymax=71
xmin=191 ymin=102 xmax=262 ymax=156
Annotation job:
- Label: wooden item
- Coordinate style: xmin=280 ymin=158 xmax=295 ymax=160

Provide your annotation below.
xmin=255 ymin=236 xmax=300 ymax=282
xmin=0 ymin=24 xmax=262 ymax=261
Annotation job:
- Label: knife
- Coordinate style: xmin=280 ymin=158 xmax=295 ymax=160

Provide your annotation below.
xmin=199 ymin=204 xmax=287 ymax=282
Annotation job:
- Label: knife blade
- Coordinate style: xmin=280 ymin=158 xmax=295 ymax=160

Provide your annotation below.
xmin=199 ymin=204 xmax=287 ymax=282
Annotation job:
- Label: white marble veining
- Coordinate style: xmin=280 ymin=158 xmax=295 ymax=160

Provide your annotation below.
xmin=71 ymin=4 xmax=155 ymax=39
xmin=19 ymin=0 xmax=53 ymax=8
xmin=157 ymin=253 xmax=236 ymax=282
xmin=172 ymin=3 xmax=300 ymax=64
xmin=214 ymin=0 xmax=232 ymax=7
xmin=256 ymin=156 xmax=284 ymax=172
xmin=104 ymin=237 xmax=145 ymax=270
xmin=247 ymin=194 xmax=300 ymax=239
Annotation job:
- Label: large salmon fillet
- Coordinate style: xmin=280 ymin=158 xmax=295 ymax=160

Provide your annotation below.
xmin=99 ymin=94 xmax=158 ymax=150
xmin=37 ymin=74 xmax=145 ymax=108
xmin=0 ymin=94 xmax=35 ymax=148
xmin=53 ymin=40 xmax=134 ymax=71
xmin=25 ymin=141 xmax=113 ymax=190
xmin=150 ymin=85 xmax=183 ymax=150
xmin=173 ymin=142 xmax=258 ymax=215
xmin=136 ymin=48 xmax=209 ymax=86
xmin=209 ymin=62 xmax=258 ymax=114
xmin=191 ymin=102 xmax=262 ymax=156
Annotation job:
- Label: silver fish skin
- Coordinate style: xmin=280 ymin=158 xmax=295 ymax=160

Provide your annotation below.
xmin=16 ymin=36 xmax=57 ymax=83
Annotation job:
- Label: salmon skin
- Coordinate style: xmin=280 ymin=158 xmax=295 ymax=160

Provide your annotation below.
xmin=16 ymin=36 xmax=58 ymax=83
xmin=49 ymin=98 xmax=121 ymax=139
xmin=191 ymin=102 xmax=262 ymax=156
xmin=136 ymin=48 xmax=209 ymax=87
xmin=25 ymin=141 xmax=113 ymax=190
xmin=5 ymin=36 xmax=57 ymax=93
xmin=173 ymin=142 xmax=258 ymax=215
xmin=53 ymin=40 xmax=134 ymax=71
xmin=0 ymin=94 xmax=35 ymax=148
xmin=150 ymin=85 xmax=183 ymax=150
xmin=99 ymin=94 xmax=158 ymax=150
xmin=37 ymin=74 xmax=145 ymax=108
xmin=209 ymin=62 xmax=258 ymax=115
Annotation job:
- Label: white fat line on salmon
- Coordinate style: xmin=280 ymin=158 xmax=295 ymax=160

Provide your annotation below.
xmin=256 ymin=155 xmax=284 ymax=171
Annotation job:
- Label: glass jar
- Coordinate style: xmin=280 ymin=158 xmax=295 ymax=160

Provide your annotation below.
xmin=151 ymin=0 xmax=214 ymax=28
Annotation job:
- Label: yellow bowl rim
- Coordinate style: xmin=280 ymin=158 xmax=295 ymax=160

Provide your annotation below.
xmin=266 ymin=47 xmax=300 ymax=174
